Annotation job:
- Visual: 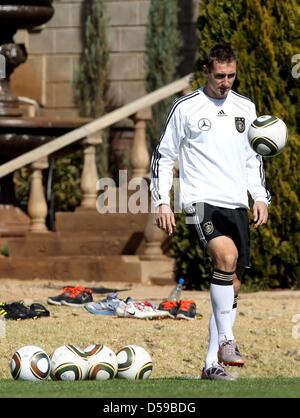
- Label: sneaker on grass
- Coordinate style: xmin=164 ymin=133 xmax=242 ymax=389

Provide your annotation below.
xmin=201 ymin=362 xmax=237 ymax=381
xmin=60 ymin=287 xmax=93 ymax=307
xmin=47 ymin=286 xmax=78 ymax=306
xmin=158 ymin=300 xmax=179 ymax=319
xmin=176 ymin=300 xmax=196 ymax=320
xmin=116 ymin=300 xmax=171 ymax=319
xmin=0 ymin=301 xmax=49 ymax=320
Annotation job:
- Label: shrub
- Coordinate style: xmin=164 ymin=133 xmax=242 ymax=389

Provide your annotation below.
xmin=172 ymin=0 xmax=300 ymax=289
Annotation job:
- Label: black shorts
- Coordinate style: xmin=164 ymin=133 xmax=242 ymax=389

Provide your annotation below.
xmin=185 ymin=202 xmax=250 ymax=268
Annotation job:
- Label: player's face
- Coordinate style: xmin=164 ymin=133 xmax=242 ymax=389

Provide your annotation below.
xmin=204 ymin=60 xmax=237 ymax=99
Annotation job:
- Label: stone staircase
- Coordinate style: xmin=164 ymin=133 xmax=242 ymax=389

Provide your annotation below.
xmin=0 ymin=75 xmax=191 ymax=285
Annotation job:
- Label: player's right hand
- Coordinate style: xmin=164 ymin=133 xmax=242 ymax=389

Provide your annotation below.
xmin=155 ymin=204 xmax=176 ymax=236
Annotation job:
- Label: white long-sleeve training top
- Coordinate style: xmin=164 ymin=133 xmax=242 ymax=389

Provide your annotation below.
xmin=150 ymin=88 xmax=271 ymax=210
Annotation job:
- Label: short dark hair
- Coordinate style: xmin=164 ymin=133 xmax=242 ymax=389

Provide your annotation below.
xmin=203 ymin=44 xmax=237 ymax=72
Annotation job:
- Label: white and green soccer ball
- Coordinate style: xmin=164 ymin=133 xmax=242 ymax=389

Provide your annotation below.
xmin=50 ymin=345 xmax=89 ymax=381
xmin=116 ymin=344 xmax=153 ymax=380
xmin=248 ymin=115 xmax=288 ymax=157
xmin=10 ymin=345 xmax=51 ymax=381
xmin=84 ymin=344 xmax=118 ymax=380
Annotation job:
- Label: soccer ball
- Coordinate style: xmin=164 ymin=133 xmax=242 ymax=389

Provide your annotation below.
xmin=10 ymin=345 xmax=50 ymax=381
xmin=248 ymin=115 xmax=288 ymax=157
xmin=84 ymin=344 xmax=118 ymax=380
xmin=116 ymin=344 xmax=153 ymax=380
xmin=50 ymin=345 xmax=89 ymax=381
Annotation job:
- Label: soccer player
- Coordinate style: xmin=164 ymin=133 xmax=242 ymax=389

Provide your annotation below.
xmin=150 ymin=44 xmax=270 ymax=380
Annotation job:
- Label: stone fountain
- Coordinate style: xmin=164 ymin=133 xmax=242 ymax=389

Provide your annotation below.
xmin=0 ymin=1 xmax=90 ymax=236
xmin=0 ymin=0 xmax=54 ymax=116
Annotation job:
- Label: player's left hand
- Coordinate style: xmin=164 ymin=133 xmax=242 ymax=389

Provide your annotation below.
xmin=252 ymin=201 xmax=268 ymax=229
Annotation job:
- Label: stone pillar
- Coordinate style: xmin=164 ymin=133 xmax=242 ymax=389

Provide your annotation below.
xmin=27 ymin=157 xmax=49 ymax=233
xmin=79 ymin=132 xmax=102 ymax=209
xmin=139 ymin=211 xmax=175 ymax=285
xmin=130 ymin=108 xmax=152 ymax=179
xmin=140 ymin=212 xmax=168 ymax=260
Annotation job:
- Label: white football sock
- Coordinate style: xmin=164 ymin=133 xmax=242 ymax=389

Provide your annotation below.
xmin=230 ymin=306 xmax=237 ymax=325
xmin=210 ymin=269 xmax=235 ymax=345
xmin=205 ymin=304 xmax=238 ymax=370
xmin=205 ymin=313 xmax=219 ymax=370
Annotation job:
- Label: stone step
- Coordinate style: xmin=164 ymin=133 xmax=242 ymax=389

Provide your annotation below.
xmin=0 ymin=255 xmax=175 ymax=284
xmin=0 ymin=255 xmax=142 ymax=282
xmin=7 ymin=232 xmax=145 ymax=256
xmin=55 ymin=210 xmax=149 ymax=234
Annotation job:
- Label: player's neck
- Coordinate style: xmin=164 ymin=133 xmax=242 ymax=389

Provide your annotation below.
xmin=203 ymin=86 xmax=230 ymax=100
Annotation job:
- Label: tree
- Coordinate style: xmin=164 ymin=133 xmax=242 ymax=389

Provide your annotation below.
xmin=44 ymin=0 xmax=110 ymax=217
xmin=172 ymin=0 xmax=300 ymax=289
xmin=74 ymin=0 xmax=110 ymax=177
xmin=145 ymin=0 xmax=183 ymax=150
xmin=74 ymin=0 xmax=109 ymax=120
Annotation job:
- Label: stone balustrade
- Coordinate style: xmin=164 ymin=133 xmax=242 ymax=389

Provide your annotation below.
xmin=1 ymin=75 xmax=192 ymax=271
xmin=25 ymin=107 xmax=168 ymax=262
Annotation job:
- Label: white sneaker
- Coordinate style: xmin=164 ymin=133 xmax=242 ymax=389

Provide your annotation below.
xmin=116 ymin=300 xmax=170 ymax=319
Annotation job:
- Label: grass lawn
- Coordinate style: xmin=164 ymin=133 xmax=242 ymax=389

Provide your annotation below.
xmin=0 ymin=377 xmax=299 ymax=398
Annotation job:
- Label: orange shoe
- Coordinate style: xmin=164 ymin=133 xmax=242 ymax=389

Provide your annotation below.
xmin=158 ymin=300 xmax=179 ymax=318
xmin=47 ymin=286 xmax=78 ymax=306
xmin=176 ymin=300 xmax=196 ymax=320
xmin=61 ymin=286 xmax=93 ymax=307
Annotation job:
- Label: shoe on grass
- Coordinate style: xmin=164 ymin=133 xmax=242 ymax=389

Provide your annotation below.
xmin=201 ymin=362 xmax=237 ymax=381
xmin=218 ymin=340 xmax=245 ymax=367
xmin=47 ymin=286 xmax=78 ymax=306
xmin=176 ymin=300 xmax=196 ymax=320
xmin=60 ymin=287 xmax=93 ymax=307
xmin=158 ymin=300 xmax=179 ymax=318
xmin=116 ymin=300 xmax=171 ymax=319
xmin=84 ymin=292 xmax=121 ymax=315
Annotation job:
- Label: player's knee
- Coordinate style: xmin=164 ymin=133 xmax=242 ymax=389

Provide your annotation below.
xmin=214 ymin=252 xmax=237 ymax=272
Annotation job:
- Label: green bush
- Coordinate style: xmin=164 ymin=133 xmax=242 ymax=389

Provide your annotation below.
xmin=172 ymin=0 xmax=300 ymax=289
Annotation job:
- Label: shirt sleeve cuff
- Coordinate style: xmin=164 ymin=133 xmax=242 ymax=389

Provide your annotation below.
xmin=153 ymin=198 xmax=171 ymax=208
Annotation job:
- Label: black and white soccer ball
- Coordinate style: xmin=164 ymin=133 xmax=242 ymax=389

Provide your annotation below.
xmin=84 ymin=344 xmax=118 ymax=380
xmin=248 ymin=115 xmax=288 ymax=157
xmin=116 ymin=344 xmax=153 ymax=380
xmin=10 ymin=345 xmax=51 ymax=381
xmin=50 ymin=345 xmax=89 ymax=381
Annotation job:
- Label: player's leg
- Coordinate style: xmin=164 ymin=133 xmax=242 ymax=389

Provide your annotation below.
xmin=208 ymin=235 xmax=237 ymax=343
xmin=228 ymin=268 xmax=245 ymax=365
xmin=187 ymin=204 xmax=239 ymax=379
xmin=201 ymin=236 xmax=238 ymax=379
xmin=205 ymin=257 xmax=246 ymax=371
xmin=231 ymin=269 xmax=242 ymax=327
xmin=205 ymin=273 xmax=240 ymax=371
xmin=205 ymin=236 xmax=239 ymax=370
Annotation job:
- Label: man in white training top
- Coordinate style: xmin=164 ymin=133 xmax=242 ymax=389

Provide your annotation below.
xmin=150 ymin=44 xmax=270 ymax=380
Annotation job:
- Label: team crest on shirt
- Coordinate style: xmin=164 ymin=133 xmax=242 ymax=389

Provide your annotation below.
xmin=235 ymin=117 xmax=245 ymax=133
xmin=203 ymin=221 xmax=214 ymax=235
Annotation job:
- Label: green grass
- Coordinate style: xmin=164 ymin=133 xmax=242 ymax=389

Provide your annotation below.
xmin=0 ymin=378 xmax=300 ymax=398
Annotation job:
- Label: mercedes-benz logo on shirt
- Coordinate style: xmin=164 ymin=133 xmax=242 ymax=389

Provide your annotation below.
xmin=198 ymin=118 xmax=212 ymax=131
